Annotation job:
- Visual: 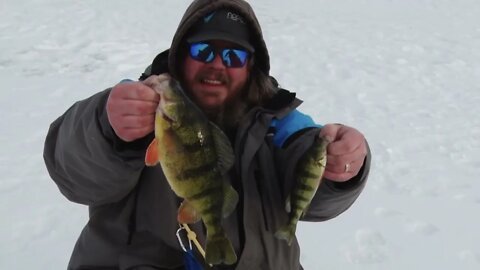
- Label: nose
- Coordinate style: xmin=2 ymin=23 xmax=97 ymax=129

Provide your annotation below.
xmin=207 ymin=53 xmax=225 ymax=69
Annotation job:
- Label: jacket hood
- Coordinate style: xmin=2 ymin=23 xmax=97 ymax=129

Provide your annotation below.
xmin=168 ymin=0 xmax=270 ymax=79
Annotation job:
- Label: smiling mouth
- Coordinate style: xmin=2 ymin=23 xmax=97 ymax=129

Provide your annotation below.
xmin=201 ymin=79 xmax=223 ymax=85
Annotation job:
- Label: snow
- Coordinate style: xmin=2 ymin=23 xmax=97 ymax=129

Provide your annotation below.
xmin=1 ymin=0 xmax=479 ymax=269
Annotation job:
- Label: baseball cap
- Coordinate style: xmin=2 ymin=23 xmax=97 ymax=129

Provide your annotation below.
xmin=187 ymin=9 xmax=255 ymax=52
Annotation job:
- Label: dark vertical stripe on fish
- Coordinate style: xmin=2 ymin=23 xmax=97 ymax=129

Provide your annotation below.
xmin=292 ymin=193 xmax=311 ymax=205
xmin=297 ymin=169 xmax=321 ymax=180
xmin=177 ymin=162 xmax=217 ymax=181
xmin=297 ymin=182 xmax=316 ymax=193
xmin=189 ymin=186 xmax=223 ymax=202
xmin=202 ymin=203 xmax=223 ymax=218
xmin=202 ymin=206 xmax=223 ymax=229
xmin=181 ymin=138 xmax=213 ymax=153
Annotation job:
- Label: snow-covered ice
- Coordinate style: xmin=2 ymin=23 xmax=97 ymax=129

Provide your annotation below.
xmin=1 ymin=0 xmax=479 ymax=269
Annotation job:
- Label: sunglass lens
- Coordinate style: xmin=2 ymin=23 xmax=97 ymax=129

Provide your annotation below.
xmin=190 ymin=43 xmax=215 ymax=63
xmin=190 ymin=43 xmax=249 ymax=67
xmin=221 ymin=49 xmax=249 ymax=67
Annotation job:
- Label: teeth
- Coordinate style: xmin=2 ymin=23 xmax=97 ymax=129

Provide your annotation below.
xmin=202 ymin=79 xmax=222 ymax=85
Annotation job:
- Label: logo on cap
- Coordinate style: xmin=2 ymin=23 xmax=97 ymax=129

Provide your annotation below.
xmin=203 ymin=11 xmax=246 ymax=24
xmin=203 ymin=12 xmax=215 ymax=23
xmin=226 ymin=12 xmax=245 ymax=24
xmin=189 ymin=9 xmax=254 ymax=52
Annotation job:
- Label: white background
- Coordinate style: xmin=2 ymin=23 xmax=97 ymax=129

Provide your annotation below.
xmin=1 ymin=0 xmax=479 ymax=269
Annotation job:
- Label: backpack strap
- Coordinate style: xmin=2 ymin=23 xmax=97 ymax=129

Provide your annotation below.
xmin=270 ymin=109 xmax=322 ymax=148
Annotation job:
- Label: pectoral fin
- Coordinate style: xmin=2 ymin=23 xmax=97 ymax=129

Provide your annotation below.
xmin=222 ymin=184 xmax=239 ymax=218
xmin=177 ymin=200 xmax=201 ymax=224
xmin=285 ymin=195 xmax=292 ymax=213
xmin=209 ymin=122 xmax=235 ymax=174
xmin=145 ymin=138 xmax=160 ymax=166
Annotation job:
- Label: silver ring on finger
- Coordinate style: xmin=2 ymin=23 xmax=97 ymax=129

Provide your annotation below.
xmin=344 ymin=163 xmax=351 ymax=173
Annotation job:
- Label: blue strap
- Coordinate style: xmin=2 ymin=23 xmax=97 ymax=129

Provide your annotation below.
xmin=270 ymin=110 xmax=322 ymax=148
xmin=183 ymin=249 xmax=204 ymax=270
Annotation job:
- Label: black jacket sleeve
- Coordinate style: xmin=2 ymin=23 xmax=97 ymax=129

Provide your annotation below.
xmin=277 ymin=128 xmax=370 ymax=222
xmin=43 ymin=89 xmax=151 ymax=206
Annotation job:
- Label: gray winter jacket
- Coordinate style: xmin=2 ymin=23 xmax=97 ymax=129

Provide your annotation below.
xmin=43 ymin=0 xmax=370 ymax=269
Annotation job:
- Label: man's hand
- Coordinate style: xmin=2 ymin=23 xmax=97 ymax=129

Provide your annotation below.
xmin=319 ymin=124 xmax=368 ymax=182
xmin=106 ymin=81 xmax=160 ymax=142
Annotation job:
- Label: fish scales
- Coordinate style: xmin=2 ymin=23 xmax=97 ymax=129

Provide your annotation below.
xmin=144 ymin=74 xmax=238 ymax=265
xmin=275 ymin=135 xmax=329 ymax=245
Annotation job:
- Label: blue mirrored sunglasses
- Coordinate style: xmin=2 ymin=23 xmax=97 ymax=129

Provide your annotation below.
xmin=188 ymin=42 xmax=250 ymax=68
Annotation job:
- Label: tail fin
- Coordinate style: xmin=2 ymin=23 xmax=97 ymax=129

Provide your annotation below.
xmin=274 ymin=224 xmax=297 ymax=246
xmin=205 ymin=233 xmax=237 ymax=265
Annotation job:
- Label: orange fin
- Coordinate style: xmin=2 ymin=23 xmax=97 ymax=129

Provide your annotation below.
xmin=145 ymin=138 xmax=160 ymax=166
xmin=177 ymin=200 xmax=201 ymax=224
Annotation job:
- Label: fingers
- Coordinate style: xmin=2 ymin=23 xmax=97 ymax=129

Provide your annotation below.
xmin=319 ymin=123 xmax=368 ymax=182
xmin=107 ymin=81 xmax=160 ymax=142
xmin=322 ymin=162 xmax=361 ymax=182
xmin=114 ymin=81 xmax=160 ymax=102
xmin=323 ymin=155 xmax=365 ymax=182
xmin=325 ymin=146 xmax=365 ymax=174
xmin=119 ymin=114 xmax=156 ymax=129
xmin=115 ymin=99 xmax=158 ymax=116
xmin=321 ymin=124 xmax=364 ymax=156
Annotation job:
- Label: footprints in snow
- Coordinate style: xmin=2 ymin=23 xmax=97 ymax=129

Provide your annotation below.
xmin=345 ymin=229 xmax=388 ymax=264
xmin=345 ymin=207 xmax=441 ymax=264
xmin=374 ymin=207 xmax=439 ymax=236
xmin=459 ymin=250 xmax=480 ymax=263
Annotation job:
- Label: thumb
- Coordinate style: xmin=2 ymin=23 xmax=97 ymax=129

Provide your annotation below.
xmin=319 ymin=123 xmax=341 ymax=143
xmin=142 ymin=73 xmax=172 ymax=95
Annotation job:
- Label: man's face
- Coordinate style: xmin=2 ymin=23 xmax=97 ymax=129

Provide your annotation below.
xmin=182 ymin=40 xmax=250 ymax=112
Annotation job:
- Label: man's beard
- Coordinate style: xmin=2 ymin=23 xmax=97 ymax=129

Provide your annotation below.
xmin=186 ymin=70 xmax=250 ymax=131
xmin=204 ymin=94 xmax=249 ymax=131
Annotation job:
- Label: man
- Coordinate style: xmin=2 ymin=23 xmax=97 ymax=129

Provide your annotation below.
xmin=43 ymin=0 xmax=371 ymax=269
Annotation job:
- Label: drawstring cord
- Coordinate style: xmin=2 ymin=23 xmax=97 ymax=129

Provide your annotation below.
xmin=182 ymin=223 xmax=207 ymax=259
xmin=176 ymin=223 xmax=212 ymax=267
